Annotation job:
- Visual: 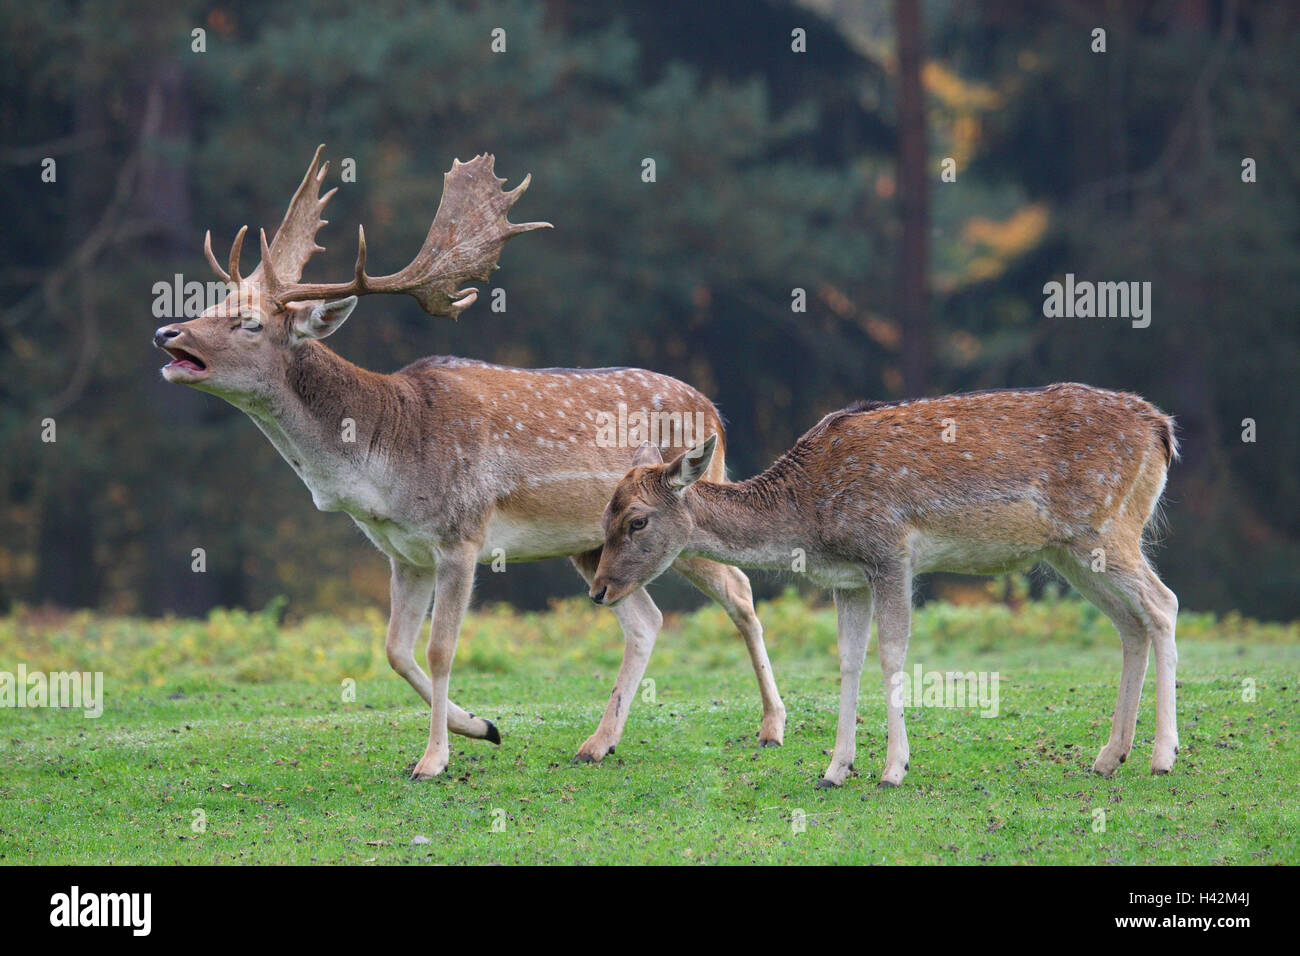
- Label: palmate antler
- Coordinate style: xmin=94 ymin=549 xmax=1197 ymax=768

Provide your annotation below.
xmin=205 ymin=145 xmax=550 ymax=319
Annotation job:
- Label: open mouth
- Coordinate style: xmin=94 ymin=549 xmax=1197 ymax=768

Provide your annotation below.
xmin=163 ymin=347 xmax=208 ymax=374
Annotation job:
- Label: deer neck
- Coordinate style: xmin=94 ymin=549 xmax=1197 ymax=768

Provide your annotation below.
xmin=684 ymin=470 xmax=809 ymax=572
xmin=244 ymin=341 xmax=410 ymax=515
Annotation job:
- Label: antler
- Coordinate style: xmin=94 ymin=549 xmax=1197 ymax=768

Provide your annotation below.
xmin=204 ymin=149 xmax=550 ymax=320
xmin=263 ymin=144 xmax=336 ymax=284
xmin=204 ymin=145 xmax=333 ymax=286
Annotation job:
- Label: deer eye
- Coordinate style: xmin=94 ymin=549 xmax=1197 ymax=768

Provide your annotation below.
xmin=239 ymin=314 xmax=263 ymax=332
xmin=628 ymin=516 xmax=648 ymax=533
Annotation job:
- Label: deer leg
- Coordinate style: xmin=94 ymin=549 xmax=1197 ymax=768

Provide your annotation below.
xmin=1140 ymin=564 xmax=1180 ymax=773
xmin=674 ymin=557 xmax=786 ymax=746
xmin=410 ymin=544 xmax=481 ymax=780
xmin=387 ymin=560 xmax=498 ymax=743
xmin=872 ymin=568 xmax=912 ymax=787
xmin=818 ymin=586 xmax=874 ymax=787
xmin=570 ymin=548 xmax=662 ymax=762
xmin=1048 ymin=549 xmax=1155 ymax=777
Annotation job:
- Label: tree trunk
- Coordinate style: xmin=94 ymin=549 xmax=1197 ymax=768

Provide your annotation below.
xmin=894 ymin=0 xmax=930 ymax=396
xmin=139 ymin=59 xmax=221 ymax=615
xmin=34 ymin=60 xmax=105 ymax=608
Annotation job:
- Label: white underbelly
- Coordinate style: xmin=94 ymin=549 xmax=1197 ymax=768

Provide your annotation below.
xmin=806 ymin=561 xmax=872 ymax=589
xmin=908 ymin=530 xmax=1046 ymax=576
xmin=349 ymin=511 xmax=600 ymax=568
xmin=477 ymin=513 xmax=602 ymax=564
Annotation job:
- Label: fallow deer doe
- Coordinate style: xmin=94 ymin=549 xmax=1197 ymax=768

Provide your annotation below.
xmin=153 ymin=146 xmax=785 ymax=780
xmin=590 ymin=385 xmax=1180 ymax=788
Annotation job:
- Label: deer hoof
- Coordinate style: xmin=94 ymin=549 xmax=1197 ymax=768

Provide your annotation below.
xmin=483 ymin=720 xmax=501 ymax=745
xmin=573 ymin=740 xmax=615 ymax=763
xmin=759 ymin=738 xmax=782 ymax=748
xmin=1092 ymin=747 xmax=1126 ymax=776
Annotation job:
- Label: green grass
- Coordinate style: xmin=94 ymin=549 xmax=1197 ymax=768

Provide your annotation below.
xmin=1 ymin=591 xmax=1296 ymax=864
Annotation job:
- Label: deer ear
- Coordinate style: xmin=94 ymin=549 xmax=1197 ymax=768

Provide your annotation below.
xmin=665 ymin=433 xmax=717 ymax=492
xmin=291 ymin=296 xmax=357 ymax=340
xmin=631 ymin=441 xmax=664 ymax=468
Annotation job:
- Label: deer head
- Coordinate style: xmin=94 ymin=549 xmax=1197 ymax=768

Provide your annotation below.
xmin=153 ymin=145 xmax=550 ymax=404
xmin=590 ymin=435 xmax=718 ymax=606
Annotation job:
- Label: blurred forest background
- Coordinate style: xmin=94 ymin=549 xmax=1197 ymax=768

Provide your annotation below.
xmin=1 ymin=0 xmax=1297 ymax=620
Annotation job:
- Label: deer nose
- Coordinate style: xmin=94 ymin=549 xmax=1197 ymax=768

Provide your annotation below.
xmin=153 ymin=326 xmax=181 ymax=349
xmin=590 ymin=585 xmax=608 ymax=605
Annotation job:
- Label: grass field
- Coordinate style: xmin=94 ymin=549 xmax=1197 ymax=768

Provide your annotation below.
xmin=1 ymin=588 xmax=1296 ymax=864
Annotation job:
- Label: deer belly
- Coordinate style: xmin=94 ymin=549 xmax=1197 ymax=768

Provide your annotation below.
xmin=908 ymin=530 xmax=1047 ymax=576
xmin=807 ymin=561 xmax=872 ymax=589
xmin=478 ymin=512 xmax=603 ymax=563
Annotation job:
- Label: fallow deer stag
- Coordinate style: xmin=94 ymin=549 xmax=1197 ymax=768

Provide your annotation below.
xmin=590 ymin=384 xmax=1180 ymax=788
xmin=154 ymin=146 xmax=785 ymax=779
